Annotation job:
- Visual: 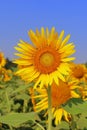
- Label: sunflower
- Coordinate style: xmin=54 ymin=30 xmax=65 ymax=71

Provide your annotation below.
xmin=14 ymin=27 xmax=75 ymax=88
xmin=0 ymin=68 xmax=12 ymax=82
xmin=31 ymin=79 xmax=80 ymax=125
xmin=70 ymin=63 xmax=87 ymax=82
xmin=79 ymin=85 xmax=87 ymax=100
xmin=0 ymin=52 xmax=6 ymax=68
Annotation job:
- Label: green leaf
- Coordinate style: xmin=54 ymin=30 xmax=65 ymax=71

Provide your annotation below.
xmin=12 ymin=82 xmax=34 ymax=94
xmin=64 ymin=99 xmax=87 ymax=115
xmin=52 ymin=121 xmax=69 ymax=130
xmin=76 ymin=114 xmax=87 ymax=129
xmin=0 ymin=112 xmax=38 ymax=127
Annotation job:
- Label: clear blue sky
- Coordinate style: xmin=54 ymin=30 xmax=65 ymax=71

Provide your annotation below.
xmin=0 ymin=0 xmax=87 ymax=63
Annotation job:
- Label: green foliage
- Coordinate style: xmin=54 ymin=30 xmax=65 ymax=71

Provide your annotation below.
xmin=0 ymin=112 xmax=38 ymax=127
xmin=64 ymin=98 xmax=87 ymax=115
xmin=52 ymin=121 xmax=69 ymax=130
xmin=0 ymin=75 xmax=43 ymax=130
xmin=0 ymin=68 xmax=87 ymax=130
xmin=63 ymin=99 xmax=87 ymax=129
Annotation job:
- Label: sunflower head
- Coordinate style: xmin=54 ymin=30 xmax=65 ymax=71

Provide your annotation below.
xmin=70 ymin=63 xmax=87 ymax=82
xmin=30 ymin=79 xmax=80 ymax=124
xmin=14 ymin=27 xmax=76 ymax=88
xmin=51 ymin=80 xmax=79 ymax=107
xmin=79 ymin=84 xmax=87 ymax=100
xmin=51 ymin=80 xmax=79 ymax=109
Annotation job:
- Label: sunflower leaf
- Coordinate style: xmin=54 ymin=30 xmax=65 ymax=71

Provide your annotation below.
xmin=63 ymin=99 xmax=87 ymax=115
xmin=0 ymin=112 xmax=39 ymax=127
xmin=52 ymin=121 xmax=69 ymax=130
xmin=12 ymin=82 xmax=34 ymax=94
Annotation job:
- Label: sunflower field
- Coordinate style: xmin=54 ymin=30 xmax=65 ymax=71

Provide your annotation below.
xmin=0 ymin=28 xmax=87 ymax=130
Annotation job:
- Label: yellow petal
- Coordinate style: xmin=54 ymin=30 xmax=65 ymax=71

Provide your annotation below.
xmin=63 ymin=109 xmax=69 ymax=122
xmin=57 ymin=71 xmax=65 ymax=82
xmin=28 ymin=30 xmax=40 ymax=47
xmin=60 ymin=34 xmax=70 ymax=48
xmin=56 ymin=30 xmax=64 ymax=49
xmin=54 ymin=109 xmax=63 ymax=125
xmin=59 ymin=43 xmax=75 ymax=53
xmin=20 ymin=41 xmax=36 ymax=51
xmin=14 ymin=59 xmax=32 ymax=65
xmin=61 ymin=57 xmax=75 ymax=62
xmin=14 ymin=53 xmax=32 ymax=59
xmin=46 ymin=28 xmax=49 ymax=38
xmin=51 ymin=71 xmax=59 ymax=85
xmin=41 ymin=27 xmax=45 ymax=37
xmin=71 ymin=91 xmax=80 ymax=98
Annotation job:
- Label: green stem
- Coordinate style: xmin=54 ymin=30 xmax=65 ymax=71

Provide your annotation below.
xmin=34 ymin=121 xmax=45 ymax=130
xmin=5 ymin=91 xmax=11 ymax=113
xmin=9 ymin=125 xmax=13 ymax=130
xmin=47 ymin=85 xmax=52 ymax=130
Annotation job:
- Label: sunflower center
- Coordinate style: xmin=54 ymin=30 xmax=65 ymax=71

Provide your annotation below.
xmin=73 ymin=66 xmax=84 ymax=79
xmin=40 ymin=52 xmax=54 ymax=67
xmin=51 ymin=81 xmax=71 ymax=107
xmin=34 ymin=46 xmax=60 ymax=74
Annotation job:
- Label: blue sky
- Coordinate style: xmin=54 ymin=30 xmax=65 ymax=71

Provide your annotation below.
xmin=0 ymin=0 xmax=87 ymax=63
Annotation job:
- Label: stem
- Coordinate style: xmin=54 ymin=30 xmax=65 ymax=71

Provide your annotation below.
xmin=47 ymin=85 xmax=52 ymax=130
xmin=5 ymin=91 xmax=11 ymax=113
xmin=9 ymin=125 xmax=13 ymax=130
xmin=34 ymin=121 xmax=45 ymax=130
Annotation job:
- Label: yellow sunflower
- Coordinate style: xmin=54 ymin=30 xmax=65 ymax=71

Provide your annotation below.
xmin=31 ymin=80 xmax=80 ymax=125
xmin=0 ymin=68 xmax=12 ymax=82
xmin=78 ymin=83 xmax=87 ymax=100
xmin=0 ymin=52 xmax=6 ymax=68
xmin=14 ymin=27 xmax=75 ymax=88
xmin=70 ymin=63 xmax=87 ymax=82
